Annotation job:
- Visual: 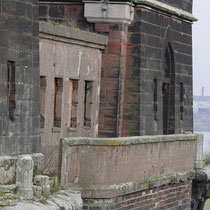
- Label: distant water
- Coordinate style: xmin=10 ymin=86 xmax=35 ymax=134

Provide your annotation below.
xmin=196 ymin=132 xmax=210 ymax=156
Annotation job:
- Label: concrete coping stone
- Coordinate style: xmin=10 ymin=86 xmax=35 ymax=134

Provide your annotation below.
xmin=133 ymin=0 xmax=197 ymax=22
xmin=80 ymin=171 xmax=195 ymax=199
xmin=62 ymin=133 xmax=198 ymax=147
xmin=39 ymin=21 xmax=108 ymax=49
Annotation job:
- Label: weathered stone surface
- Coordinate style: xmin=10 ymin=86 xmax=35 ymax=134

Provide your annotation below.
xmin=5 ymin=190 xmax=82 ymax=210
xmin=59 ymin=134 xmax=198 ymax=198
xmin=34 ymin=175 xmax=50 ymax=194
xmin=84 ymin=180 xmax=192 ymax=209
xmin=84 ymin=1 xmax=134 ymax=24
xmin=194 ymin=134 xmax=204 ymax=169
xmin=33 ymin=185 xmax=42 ymax=198
xmin=39 ymin=21 xmax=107 ymax=175
xmin=16 ymin=155 xmax=34 ymax=199
xmin=0 ymin=0 xmax=41 ymax=156
xmin=39 ymin=21 xmax=108 ymax=49
xmin=0 ymin=153 xmax=44 ymax=185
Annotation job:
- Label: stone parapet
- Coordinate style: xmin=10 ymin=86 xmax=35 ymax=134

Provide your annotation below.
xmin=59 ymin=134 xmax=199 ymax=198
xmin=39 ymin=21 xmax=108 ymax=49
xmin=61 ymin=133 xmax=198 ymax=146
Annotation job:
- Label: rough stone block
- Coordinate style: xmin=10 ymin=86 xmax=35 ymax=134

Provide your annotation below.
xmin=16 ymin=155 xmax=34 ymax=199
xmin=34 ymin=175 xmax=50 ymax=194
xmin=33 ymin=185 xmax=42 ymax=198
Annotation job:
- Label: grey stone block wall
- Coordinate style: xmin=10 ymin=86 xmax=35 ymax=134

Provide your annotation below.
xmin=123 ymin=5 xmax=193 ymax=136
xmin=157 ymin=0 xmax=193 ymax=13
xmin=0 ymin=0 xmax=41 ymax=155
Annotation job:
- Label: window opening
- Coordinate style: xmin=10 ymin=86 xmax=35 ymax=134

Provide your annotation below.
xmin=180 ymin=82 xmax=184 ymax=121
xmin=153 ymin=79 xmax=158 ymax=121
xmin=162 ymin=43 xmax=175 ymax=135
xmin=84 ymin=81 xmax=93 ymax=127
xmin=40 ymin=76 xmax=46 ymax=128
xmin=7 ymin=61 xmax=16 ymax=122
xmin=68 ymin=79 xmax=78 ymax=128
xmin=53 ymin=78 xmax=63 ymax=128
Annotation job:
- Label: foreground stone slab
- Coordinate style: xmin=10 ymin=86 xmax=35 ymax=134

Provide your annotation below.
xmin=4 ymin=190 xmax=82 ymax=210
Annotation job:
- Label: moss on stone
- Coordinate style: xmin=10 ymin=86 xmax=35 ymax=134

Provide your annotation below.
xmin=1 ymin=159 xmax=15 ymax=171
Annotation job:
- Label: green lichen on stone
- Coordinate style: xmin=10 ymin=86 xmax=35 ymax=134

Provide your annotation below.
xmin=79 ymin=184 xmax=92 ymax=193
xmin=1 ymin=159 xmax=15 ymax=171
xmin=33 ymin=164 xmax=38 ymax=177
xmin=39 ymin=182 xmax=69 ymax=205
xmin=135 ymin=173 xmax=181 ymax=186
xmin=3 ymin=180 xmax=14 ymax=185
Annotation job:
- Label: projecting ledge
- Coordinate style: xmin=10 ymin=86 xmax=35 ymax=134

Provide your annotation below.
xmin=84 ymin=1 xmax=134 ymax=24
xmin=39 ymin=21 xmax=108 ymax=49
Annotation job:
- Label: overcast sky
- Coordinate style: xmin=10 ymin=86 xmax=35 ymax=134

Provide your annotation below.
xmin=193 ymin=0 xmax=210 ymax=96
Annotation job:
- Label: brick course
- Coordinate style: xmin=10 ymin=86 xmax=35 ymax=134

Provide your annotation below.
xmin=83 ymin=181 xmax=192 ymax=210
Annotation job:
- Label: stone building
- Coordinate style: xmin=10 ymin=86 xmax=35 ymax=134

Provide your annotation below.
xmin=38 ymin=0 xmax=195 ymax=174
xmin=1 ymin=0 xmax=210 ymax=210
xmin=39 ymin=0 xmax=195 ymax=139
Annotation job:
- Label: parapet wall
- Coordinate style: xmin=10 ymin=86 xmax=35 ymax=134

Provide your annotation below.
xmin=59 ymin=134 xmax=199 ymax=199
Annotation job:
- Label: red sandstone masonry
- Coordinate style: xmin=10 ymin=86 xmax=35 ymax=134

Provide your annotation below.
xmin=96 ymin=23 xmax=128 ymax=138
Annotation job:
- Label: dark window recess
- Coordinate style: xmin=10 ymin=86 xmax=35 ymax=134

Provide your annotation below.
xmin=84 ymin=81 xmax=93 ymax=127
xmin=162 ymin=43 xmax=175 ymax=135
xmin=40 ymin=76 xmax=46 ymax=128
xmin=180 ymin=82 xmax=184 ymax=121
xmin=7 ymin=61 xmax=16 ymax=122
xmin=68 ymin=79 xmax=78 ymax=128
xmin=164 ymin=48 xmax=170 ymax=78
xmin=153 ymin=79 xmax=158 ymax=121
xmin=53 ymin=78 xmax=63 ymax=128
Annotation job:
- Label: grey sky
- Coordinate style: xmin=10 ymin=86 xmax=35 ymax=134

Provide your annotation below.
xmin=193 ymin=0 xmax=210 ymax=96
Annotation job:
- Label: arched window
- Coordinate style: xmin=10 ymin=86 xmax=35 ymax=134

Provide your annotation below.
xmin=162 ymin=43 xmax=175 ymax=135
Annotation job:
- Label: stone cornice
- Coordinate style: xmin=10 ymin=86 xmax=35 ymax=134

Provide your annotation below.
xmin=133 ymin=0 xmax=197 ymax=22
